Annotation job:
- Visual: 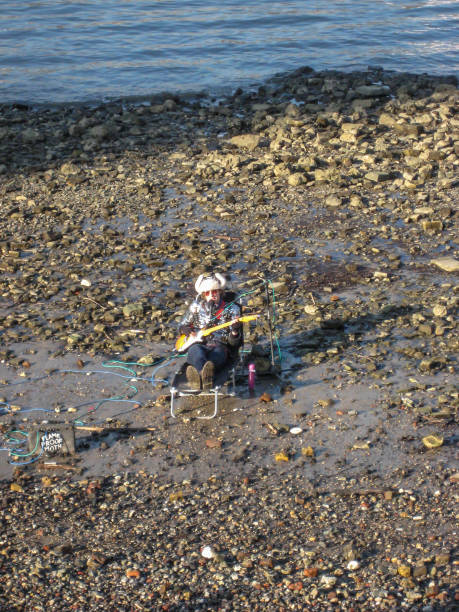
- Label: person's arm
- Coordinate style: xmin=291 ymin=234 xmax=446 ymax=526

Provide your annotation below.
xmin=226 ymin=305 xmax=242 ymax=347
xmin=178 ymin=303 xmax=197 ymax=336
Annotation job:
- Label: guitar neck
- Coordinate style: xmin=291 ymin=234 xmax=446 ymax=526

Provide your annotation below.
xmin=201 ymin=315 xmax=257 ymax=337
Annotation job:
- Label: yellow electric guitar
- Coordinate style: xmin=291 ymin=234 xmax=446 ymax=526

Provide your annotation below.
xmin=175 ymin=315 xmax=259 ymax=352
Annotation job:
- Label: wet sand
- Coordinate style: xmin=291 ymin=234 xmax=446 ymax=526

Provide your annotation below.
xmin=0 ymin=66 xmax=458 ymax=609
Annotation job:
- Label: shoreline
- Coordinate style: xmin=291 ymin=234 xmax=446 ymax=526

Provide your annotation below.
xmin=0 ymin=65 xmax=458 ymax=609
xmin=2 ymin=64 xmax=457 ymax=113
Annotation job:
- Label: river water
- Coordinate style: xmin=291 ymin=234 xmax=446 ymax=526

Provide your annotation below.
xmin=1 ymin=0 xmax=458 ymax=105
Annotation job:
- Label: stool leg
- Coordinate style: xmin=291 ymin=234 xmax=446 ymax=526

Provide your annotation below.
xmin=197 ymin=386 xmax=219 ymax=420
xmin=170 ymin=387 xmax=177 ymax=418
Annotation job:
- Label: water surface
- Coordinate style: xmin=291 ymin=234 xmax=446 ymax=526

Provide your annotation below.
xmin=0 ymin=0 xmax=457 ymax=104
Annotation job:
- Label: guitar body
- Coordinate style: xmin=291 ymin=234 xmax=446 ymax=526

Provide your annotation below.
xmin=174 ymin=314 xmax=258 ymax=353
xmin=175 ymin=333 xmax=203 ymax=353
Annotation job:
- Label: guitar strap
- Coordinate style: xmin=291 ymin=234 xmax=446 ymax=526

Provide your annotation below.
xmin=214 ymin=301 xmax=226 ymax=321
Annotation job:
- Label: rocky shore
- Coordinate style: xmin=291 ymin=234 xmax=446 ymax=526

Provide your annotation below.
xmin=0 ymin=67 xmax=458 ymax=609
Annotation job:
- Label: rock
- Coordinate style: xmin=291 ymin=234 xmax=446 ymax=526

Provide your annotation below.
xmin=67 ymin=333 xmax=82 ymax=345
xmin=398 ymin=564 xmax=411 ymax=577
xmin=365 ymin=171 xmax=391 ymax=182
xmin=288 ymin=172 xmax=305 ymax=186
xmin=325 ymin=194 xmax=342 ymax=207
xmin=260 ymin=392 xmax=272 ymax=402
xmin=432 ymin=304 xmax=447 ymax=317
xmin=60 ymin=162 xmax=79 ymax=175
xmin=320 ymin=575 xmax=337 ymax=589
xmin=205 ymin=438 xmax=222 ymax=449
xmin=419 ymin=357 xmax=446 ymax=372
xmin=229 ymin=134 xmax=261 ymax=151
xmin=87 ymin=124 xmax=112 ymax=140
xmin=22 ymin=128 xmax=41 ymax=143
xmin=275 ymin=452 xmax=289 ymax=462
xmin=378 ymin=113 xmax=398 ymax=128
xmin=430 ymin=257 xmax=459 ymax=272
xmin=422 ymin=220 xmax=443 ymax=232
xmin=435 ymin=552 xmax=450 ymax=566
xmin=268 ymin=280 xmax=289 ymax=295
xmin=254 ymin=357 xmax=271 ymax=374
xmin=349 ymin=194 xmax=363 ymax=208
xmin=162 ymin=98 xmax=176 ymax=111
xmin=122 ymin=303 xmax=144 ymax=317
xmin=412 ymin=564 xmax=427 ymax=578
xmin=355 ymin=85 xmax=390 ymax=97
xmin=137 ymin=354 xmax=158 ymax=365
xmin=422 ymin=435 xmax=443 ymax=449
xmin=314 ymin=168 xmax=333 ymax=182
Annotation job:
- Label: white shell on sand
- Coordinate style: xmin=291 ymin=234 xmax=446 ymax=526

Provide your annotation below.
xmin=201 ymin=546 xmax=214 ymax=559
xmin=347 ymin=560 xmax=361 ymax=570
xmin=290 ymin=427 xmax=303 ymax=435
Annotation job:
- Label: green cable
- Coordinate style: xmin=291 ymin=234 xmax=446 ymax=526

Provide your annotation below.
xmin=10 ymin=431 xmax=39 ymax=458
xmin=76 ymin=384 xmax=138 ymax=422
xmin=101 ymin=361 xmax=137 ymax=377
xmin=73 ymin=356 xmax=175 ymax=424
xmin=5 ymin=430 xmax=28 ymax=443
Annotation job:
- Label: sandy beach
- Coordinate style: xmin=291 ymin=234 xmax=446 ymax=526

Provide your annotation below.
xmin=0 ymin=67 xmax=458 ymax=609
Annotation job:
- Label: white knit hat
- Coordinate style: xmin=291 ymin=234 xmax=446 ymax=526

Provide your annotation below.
xmin=195 ymin=273 xmax=227 ymax=294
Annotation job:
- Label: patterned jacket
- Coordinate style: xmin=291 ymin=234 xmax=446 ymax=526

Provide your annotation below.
xmin=179 ymin=295 xmax=242 ymax=348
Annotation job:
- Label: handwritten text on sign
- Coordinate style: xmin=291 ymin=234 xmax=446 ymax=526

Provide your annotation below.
xmin=41 ymin=431 xmax=64 ymax=454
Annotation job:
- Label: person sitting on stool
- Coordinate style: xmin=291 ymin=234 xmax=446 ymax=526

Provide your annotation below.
xmin=178 ymin=273 xmax=242 ymax=390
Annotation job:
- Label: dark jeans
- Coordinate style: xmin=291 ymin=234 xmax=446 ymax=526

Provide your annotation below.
xmin=187 ymin=342 xmax=228 ymax=372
